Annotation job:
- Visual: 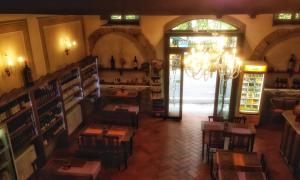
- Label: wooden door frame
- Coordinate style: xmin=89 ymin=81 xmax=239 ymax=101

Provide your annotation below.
xmin=164 ymin=31 xmax=244 ymax=120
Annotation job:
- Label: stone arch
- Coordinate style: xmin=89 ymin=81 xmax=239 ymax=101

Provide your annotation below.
xmin=164 ymin=15 xmax=246 ymax=32
xmin=88 ymin=27 xmax=156 ymax=61
xmin=250 ymin=28 xmax=300 ymax=60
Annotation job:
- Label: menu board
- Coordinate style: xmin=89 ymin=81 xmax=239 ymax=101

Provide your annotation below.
xmin=239 ymin=73 xmax=264 ymax=114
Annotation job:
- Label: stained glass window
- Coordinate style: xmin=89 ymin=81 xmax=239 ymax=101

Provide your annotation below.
xmin=107 ymin=15 xmax=140 ymax=25
xmin=172 ymin=19 xmax=237 ymax=31
xmin=273 ymin=12 xmax=300 ymax=25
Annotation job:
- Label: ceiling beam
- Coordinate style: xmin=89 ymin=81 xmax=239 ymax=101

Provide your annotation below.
xmin=1 ymin=0 xmax=300 ymax=15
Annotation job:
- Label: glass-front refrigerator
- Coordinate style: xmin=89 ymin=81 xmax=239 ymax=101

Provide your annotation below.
xmin=0 ymin=126 xmax=17 ymax=180
xmin=238 ymin=61 xmax=267 ymax=124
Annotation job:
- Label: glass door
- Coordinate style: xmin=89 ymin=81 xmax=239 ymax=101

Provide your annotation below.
xmin=168 ymin=54 xmax=184 ymax=118
xmin=215 ymin=77 xmax=233 ymax=120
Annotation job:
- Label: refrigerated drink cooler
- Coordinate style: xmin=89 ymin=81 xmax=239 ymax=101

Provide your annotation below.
xmin=0 ymin=126 xmax=17 ymax=180
xmin=237 ymin=61 xmax=267 ymax=125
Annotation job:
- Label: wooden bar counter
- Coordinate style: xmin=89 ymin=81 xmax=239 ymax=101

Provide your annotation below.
xmin=281 ymin=110 xmax=300 ymax=179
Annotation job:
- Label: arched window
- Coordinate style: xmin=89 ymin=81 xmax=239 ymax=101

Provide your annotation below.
xmin=172 ymin=19 xmax=237 ymax=31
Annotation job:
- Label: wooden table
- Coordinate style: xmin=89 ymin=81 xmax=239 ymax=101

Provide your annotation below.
xmin=80 ymin=124 xmax=135 ymax=155
xmin=215 ymin=150 xmax=262 ymax=171
xmin=101 ymin=103 xmax=140 ymax=128
xmin=41 ymin=158 xmax=101 ymax=180
xmin=218 ymin=169 xmax=266 ymax=180
xmin=201 ymin=122 xmax=256 ymax=159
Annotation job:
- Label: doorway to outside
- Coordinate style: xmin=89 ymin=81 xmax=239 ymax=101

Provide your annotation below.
xmin=182 ymin=72 xmax=217 ymax=119
xmin=166 ymin=18 xmax=240 ymax=120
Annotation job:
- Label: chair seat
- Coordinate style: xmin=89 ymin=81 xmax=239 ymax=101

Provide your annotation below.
xmin=271 ymin=108 xmax=284 ymax=113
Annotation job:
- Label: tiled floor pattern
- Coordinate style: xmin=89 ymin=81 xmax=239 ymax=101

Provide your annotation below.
xmin=110 ymin=113 xmax=294 ymax=180
xmin=51 ymin=110 xmax=294 ymax=180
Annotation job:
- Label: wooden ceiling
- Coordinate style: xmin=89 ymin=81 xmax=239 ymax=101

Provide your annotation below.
xmin=1 ymin=0 xmax=300 ymax=15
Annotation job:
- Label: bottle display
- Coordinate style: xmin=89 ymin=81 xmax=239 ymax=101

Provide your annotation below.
xmin=34 ymin=81 xmax=58 ymax=106
xmin=239 ymin=73 xmax=264 ymax=113
xmin=287 ymin=54 xmax=296 ymax=76
xmin=133 ymin=56 xmax=139 ymax=70
xmin=0 ymin=127 xmax=17 ymax=180
xmin=23 ymin=62 xmax=34 ymax=88
xmin=110 ymin=56 xmax=116 ymax=70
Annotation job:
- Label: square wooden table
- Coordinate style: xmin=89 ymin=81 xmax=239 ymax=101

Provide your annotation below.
xmin=201 ymin=122 xmax=256 ymax=159
xmin=215 ymin=150 xmax=262 ymax=171
xmin=218 ymin=169 xmax=267 ymax=180
xmin=41 ymin=158 xmax=101 ymax=180
xmin=101 ymin=104 xmax=140 ymax=128
xmin=80 ymin=124 xmax=135 ymax=155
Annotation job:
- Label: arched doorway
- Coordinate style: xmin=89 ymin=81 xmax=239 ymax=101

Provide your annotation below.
xmin=164 ymin=17 xmax=244 ymax=120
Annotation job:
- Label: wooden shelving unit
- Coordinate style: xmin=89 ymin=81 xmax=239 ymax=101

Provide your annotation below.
xmin=150 ymin=60 xmax=165 ymax=117
xmin=31 ymin=79 xmax=66 ymax=159
xmin=0 ymin=93 xmax=37 ymax=159
xmin=0 ymin=56 xmax=102 ymax=177
xmin=80 ymin=57 xmax=100 ymax=99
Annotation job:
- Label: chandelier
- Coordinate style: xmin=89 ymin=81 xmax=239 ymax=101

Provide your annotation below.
xmin=184 ymin=44 xmax=242 ymax=80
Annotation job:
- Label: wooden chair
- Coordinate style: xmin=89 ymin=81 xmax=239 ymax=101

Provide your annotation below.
xmin=102 ymin=135 xmax=128 ymax=170
xmin=231 ymin=116 xmax=246 ymax=124
xmin=76 ymin=134 xmax=103 ymax=159
xmin=208 ymin=115 xmax=224 ymax=122
xmin=206 ymin=130 xmax=225 ymax=164
xmin=229 ymin=133 xmax=252 ymax=152
xmin=261 ymin=153 xmax=272 ymax=180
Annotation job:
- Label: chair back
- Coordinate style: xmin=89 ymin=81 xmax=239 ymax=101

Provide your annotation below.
xmin=78 ymin=134 xmax=99 ymax=150
xmin=261 ymin=153 xmax=272 ymax=180
xmin=208 ymin=116 xmax=224 ymax=122
xmin=229 ymin=133 xmax=252 ymax=152
xmin=231 ymin=116 xmax=246 ymax=124
xmin=208 ymin=130 xmax=225 ymax=149
xmin=102 ymin=135 xmax=121 ymax=152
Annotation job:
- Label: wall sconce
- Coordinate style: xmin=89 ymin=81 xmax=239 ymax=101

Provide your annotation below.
xmin=1 ymin=54 xmax=25 ymax=79
xmin=63 ymin=38 xmax=77 ymax=56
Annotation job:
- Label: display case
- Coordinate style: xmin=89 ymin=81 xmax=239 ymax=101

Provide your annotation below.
xmin=239 ymin=73 xmax=264 ymax=114
xmin=0 ymin=126 xmax=17 ymax=180
xmin=59 ymin=67 xmax=83 ymax=135
xmin=0 ymin=92 xmax=37 ymax=158
xmin=80 ymin=56 xmax=100 ymax=99
xmin=236 ymin=61 xmax=267 ymax=125
xmin=32 ymin=79 xmax=66 ymax=158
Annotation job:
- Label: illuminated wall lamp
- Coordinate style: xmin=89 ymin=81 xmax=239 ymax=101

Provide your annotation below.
xmin=1 ymin=54 xmax=25 ymax=78
xmin=63 ymin=38 xmax=77 ymax=56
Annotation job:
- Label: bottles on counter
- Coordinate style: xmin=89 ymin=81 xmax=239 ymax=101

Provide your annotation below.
xmin=34 ymin=82 xmax=58 ymax=106
xmin=110 ymin=56 xmax=116 ymax=70
xmin=274 ymin=78 xmax=288 ymax=88
xmin=292 ymin=79 xmax=300 ymax=89
xmin=287 ymin=54 xmax=297 ymax=76
xmin=133 ymin=56 xmax=139 ymax=70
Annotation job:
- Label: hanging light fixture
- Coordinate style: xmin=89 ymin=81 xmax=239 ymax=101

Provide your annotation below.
xmin=184 ymin=43 xmax=242 ymax=80
xmin=217 ymin=48 xmax=242 ymax=80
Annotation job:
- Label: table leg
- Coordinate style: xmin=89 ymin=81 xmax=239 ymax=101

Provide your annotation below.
xmin=202 ymin=130 xmax=205 ymax=160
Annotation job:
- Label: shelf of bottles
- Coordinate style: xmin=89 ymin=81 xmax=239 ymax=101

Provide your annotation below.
xmin=33 ymin=80 xmax=65 ymax=145
xmin=80 ymin=57 xmax=100 ymax=99
xmin=239 ymin=73 xmax=264 ymax=114
xmin=60 ymin=68 xmax=83 ymax=113
xmin=151 ymin=60 xmax=164 ymax=117
xmin=0 ymin=93 xmax=37 ymax=158
xmin=0 ymin=126 xmax=17 ymax=180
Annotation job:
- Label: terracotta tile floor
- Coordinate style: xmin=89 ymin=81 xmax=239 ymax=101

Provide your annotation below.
xmin=50 ymin=111 xmax=295 ymax=180
xmin=110 ymin=114 xmax=295 ymax=180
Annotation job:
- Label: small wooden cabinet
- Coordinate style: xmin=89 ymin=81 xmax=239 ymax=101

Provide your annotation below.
xmin=281 ymin=111 xmax=300 ymax=180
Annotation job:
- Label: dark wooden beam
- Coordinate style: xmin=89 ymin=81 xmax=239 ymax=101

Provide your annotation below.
xmin=0 ymin=0 xmax=300 ymax=15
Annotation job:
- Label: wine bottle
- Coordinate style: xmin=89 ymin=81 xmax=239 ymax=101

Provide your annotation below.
xmin=110 ymin=56 xmax=115 ymax=70
xmin=287 ymin=54 xmax=296 ymax=77
xmin=23 ymin=62 xmax=34 ymax=88
xmin=133 ymin=56 xmax=138 ymax=70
